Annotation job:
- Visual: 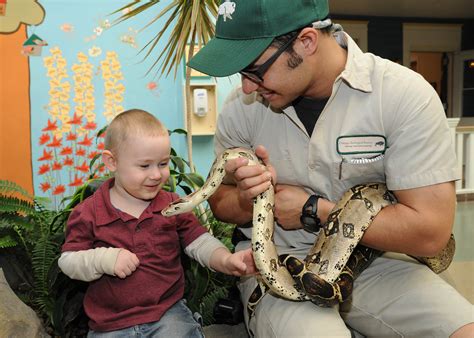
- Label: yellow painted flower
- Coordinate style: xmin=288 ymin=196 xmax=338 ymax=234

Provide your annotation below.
xmin=77 ymin=52 xmax=88 ymax=63
xmin=88 ymin=46 xmax=102 ymax=57
xmin=50 ymin=47 xmax=61 ymax=56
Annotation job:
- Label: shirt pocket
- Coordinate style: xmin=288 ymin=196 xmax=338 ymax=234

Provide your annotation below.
xmin=331 ymin=158 xmax=385 ymax=198
xmin=154 ymin=222 xmax=180 ymax=256
xmin=270 ymin=149 xmax=297 ymax=183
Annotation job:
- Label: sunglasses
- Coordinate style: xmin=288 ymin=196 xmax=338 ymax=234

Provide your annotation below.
xmin=239 ymin=33 xmax=299 ymax=84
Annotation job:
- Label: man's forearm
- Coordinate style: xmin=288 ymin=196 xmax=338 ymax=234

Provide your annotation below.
xmin=359 ymin=182 xmax=455 ymax=257
xmin=208 ymin=184 xmax=254 ymax=225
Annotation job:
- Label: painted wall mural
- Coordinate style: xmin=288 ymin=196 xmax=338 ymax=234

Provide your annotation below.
xmin=0 ymin=0 xmax=44 ymax=33
xmin=1 ymin=1 xmax=240 ymax=205
xmin=1 ymin=1 xmax=187 ymax=204
xmin=36 ymin=47 xmax=127 ymax=206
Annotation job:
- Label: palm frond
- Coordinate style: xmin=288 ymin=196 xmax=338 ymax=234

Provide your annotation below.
xmin=111 ymin=0 xmax=220 ymax=77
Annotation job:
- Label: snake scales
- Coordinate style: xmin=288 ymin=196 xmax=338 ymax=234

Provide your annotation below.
xmin=162 ymin=148 xmax=456 ymax=311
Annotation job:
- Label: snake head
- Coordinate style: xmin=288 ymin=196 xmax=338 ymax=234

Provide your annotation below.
xmin=161 ymin=199 xmax=185 ymax=216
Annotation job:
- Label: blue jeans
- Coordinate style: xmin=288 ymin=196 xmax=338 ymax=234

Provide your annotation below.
xmin=87 ymin=299 xmax=204 ymax=338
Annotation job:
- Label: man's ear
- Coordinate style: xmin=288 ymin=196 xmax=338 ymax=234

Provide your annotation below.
xmin=298 ymin=27 xmax=318 ymax=56
xmin=102 ymin=150 xmax=117 ymax=172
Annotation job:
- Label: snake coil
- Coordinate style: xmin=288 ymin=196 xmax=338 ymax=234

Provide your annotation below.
xmin=162 ymin=148 xmax=456 ymax=312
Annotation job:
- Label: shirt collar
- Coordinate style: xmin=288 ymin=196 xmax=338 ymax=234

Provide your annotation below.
xmin=94 ymin=178 xmax=172 ymax=226
xmin=336 ymin=31 xmax=373 ymax=93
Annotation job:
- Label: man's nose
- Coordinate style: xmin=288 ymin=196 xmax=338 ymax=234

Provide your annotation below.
xmin=241 ymin=76 xmax=260 ymax=94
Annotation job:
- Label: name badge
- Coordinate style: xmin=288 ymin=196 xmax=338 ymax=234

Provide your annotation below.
xmin=337 ymin=135 xmax=387 ymax=155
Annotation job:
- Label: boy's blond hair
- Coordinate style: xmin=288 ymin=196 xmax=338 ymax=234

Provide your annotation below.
xmin=104 ymin=109 xmax=168 ymax=152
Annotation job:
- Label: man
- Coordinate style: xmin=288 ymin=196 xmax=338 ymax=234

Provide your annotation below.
xmin=188 ymin=0 xmax=474 ymax=336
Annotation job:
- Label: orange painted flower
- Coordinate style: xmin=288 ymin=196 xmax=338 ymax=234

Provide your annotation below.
xmin=60 ymin=147 xmax=73 ymax=156
xmin=66 ymin=133 xmax=77 ymax=141
xmin=63 ymin=156 xmax=74 ymax=166
xmin=76 ymin=148 xmax=86 ymax=156
xmin=40 ymin=182 xmax=51 ymax=192
xmin=38 ymin=149 xmax=53 ymax=161
xmin=75 ymin=161 xmax=89 ymax=173
xmin=38 ymin=164 xmax=50 ymax=175
xmin=88 ymin=151 xmax=99 ymax=159
xmin=97 ymin=142 xmax=105 ymax=150
xmin=68 ymin=112 xmax=83 ymax=125
xmin=42 ymin=119 xmax=58 ymax=132
xmin=78 ymin=135 xmax=93 ymax=147
xmin=147 ymin=81 xmax=157 ymax=90
xmin=47 ymin=135 xmax=62 ymax=148
xmin=52 ymin=185 xmax=66 ymax=195
xmin=52 ymin=162 xmax=63 ymax=171
xmin=69 ymin=175 xmax=84 ymax=187
xmin=39 ymin=134 xmax=51 ymax=145
xmin=84 ymin=121 xmax=97 ymax=130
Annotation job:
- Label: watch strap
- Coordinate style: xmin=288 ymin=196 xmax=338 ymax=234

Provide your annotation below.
xmin=300 ymin=194 xmax=322 ymax=234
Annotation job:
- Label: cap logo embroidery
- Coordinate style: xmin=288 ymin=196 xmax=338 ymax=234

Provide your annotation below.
xmin=218 ymin=0 xmax=236 ymax=22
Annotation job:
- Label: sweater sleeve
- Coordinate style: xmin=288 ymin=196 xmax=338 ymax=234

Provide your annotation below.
xmin=184 ymin=232 xmax=228 ymax=270
xmin=58 ymin=247 xmax=121 ymax=282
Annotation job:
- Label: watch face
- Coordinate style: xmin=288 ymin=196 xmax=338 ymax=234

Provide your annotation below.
xmin=300 ymin=215 xmax=318 ymax=227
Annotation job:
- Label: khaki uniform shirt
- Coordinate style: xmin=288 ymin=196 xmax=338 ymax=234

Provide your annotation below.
xmin=214 ymin=32 xmax=459 ymax=256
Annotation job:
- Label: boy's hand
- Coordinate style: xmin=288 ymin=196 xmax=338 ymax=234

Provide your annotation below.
xmin=114 ymin=249 xmax=140 ymax=278
xmin=221 ymin=248 xmax=258 ymax=276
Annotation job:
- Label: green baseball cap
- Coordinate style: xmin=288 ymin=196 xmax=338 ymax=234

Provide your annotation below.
xmin=188 ymin=0 xmax=329 ymax=77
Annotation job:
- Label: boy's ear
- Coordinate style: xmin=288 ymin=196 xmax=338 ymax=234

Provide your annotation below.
xmin=102 ymin=150 xmax=117 ymax=172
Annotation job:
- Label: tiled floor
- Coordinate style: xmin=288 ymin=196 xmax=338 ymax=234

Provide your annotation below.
xmin=441 ymin=200 xmax=474 ymax=304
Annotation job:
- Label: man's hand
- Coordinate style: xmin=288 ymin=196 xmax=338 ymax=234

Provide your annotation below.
xmin=114 ymin=249 xmax=140 ymax=279
xmin=223 ymin=145 xmax=276 ymax=203
xmin=274 ymin=184 xmax=310 ymax=230
xmin=275 ymin=184 xmax=336 ymax=230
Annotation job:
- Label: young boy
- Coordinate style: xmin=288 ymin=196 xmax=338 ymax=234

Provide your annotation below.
xmin=58 ymin=109 xmax=256 ymax=337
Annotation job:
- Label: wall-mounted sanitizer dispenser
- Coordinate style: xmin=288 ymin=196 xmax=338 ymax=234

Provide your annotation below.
xmin=193 ymin=88 xmax=208 ymax=117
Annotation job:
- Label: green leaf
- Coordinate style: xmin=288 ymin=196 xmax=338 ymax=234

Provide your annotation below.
xmin=170 ymin=128 xmax=187 ymax=135
xmin=171 ymin=155 xmax=188 ymax=173
xmin=0 ymin=180 xmax=33 ymax=198
xmin=0 ymin=235 xmax=19 ymax=248
xmin=181 ymin=172 xmax=205 ymax=188
xmin=199 ymin=287 xmax=229 ymax=325
xmin=0 ymin=213 xmax=33 ymax=230
xmin=96 ymin=125 xmax=108 ymax=139
xmin=186 ymin=262 xmax=210 ymax=306
xmin=179 ymin=185 xmax=193 ymax=195
xmin=0 ymin=195 xmax=35 ymax=214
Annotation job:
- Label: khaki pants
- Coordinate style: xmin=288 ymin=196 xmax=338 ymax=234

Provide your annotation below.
xmin=238 ymin=253 xmax=473 ymax=337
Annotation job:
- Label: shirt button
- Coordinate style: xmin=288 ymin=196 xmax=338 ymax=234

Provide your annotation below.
xmin=309 ymin=163 xmax=317 ymax=170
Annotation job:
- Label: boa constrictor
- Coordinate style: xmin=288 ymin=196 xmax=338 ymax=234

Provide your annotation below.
xmin=161 ymin=148 xmax=456 ymax=311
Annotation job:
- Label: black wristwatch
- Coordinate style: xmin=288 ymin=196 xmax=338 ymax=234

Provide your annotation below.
xmin=300 ymin=194 xmax=322 ymax=234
